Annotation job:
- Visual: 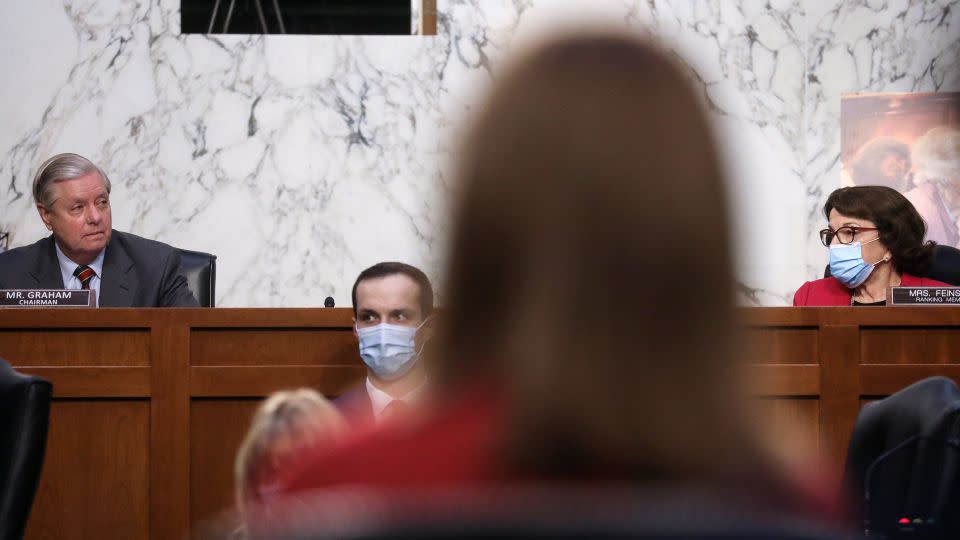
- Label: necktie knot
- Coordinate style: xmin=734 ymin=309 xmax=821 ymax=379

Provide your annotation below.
xmin=73 ymin=265 xmax=96 ymax=289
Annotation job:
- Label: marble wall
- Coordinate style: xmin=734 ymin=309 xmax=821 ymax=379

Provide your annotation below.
xmin=1 ymin=0 xmax=958 ymax=306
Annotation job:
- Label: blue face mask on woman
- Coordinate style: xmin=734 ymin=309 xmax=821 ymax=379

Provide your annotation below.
xmin=356 ymin=320 xmax=429 ymax=381
xmin=829 ymin=236 xmax=888 ymax=288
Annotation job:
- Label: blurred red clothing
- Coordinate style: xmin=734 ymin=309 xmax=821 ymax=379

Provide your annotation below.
xmin=279 ymin=384 xmax=848 ymax=528
xmin=282 ymin=385 xmax=500 ymax=491
xmin=793 ymin=273 xmax=948 ymax=306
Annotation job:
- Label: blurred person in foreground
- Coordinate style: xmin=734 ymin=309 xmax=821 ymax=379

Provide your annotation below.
xmin=794 ymin=186 xmax=947 ymax=306
xmin=265 ymin=33 xmax=847 ymax=534
xmin=334 ymin=262 xmax=435 ymax=425
xmin=234 ymin=389 xmax=345 ymax=537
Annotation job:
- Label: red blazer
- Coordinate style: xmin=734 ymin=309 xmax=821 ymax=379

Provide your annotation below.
xmin=793 ymin=274 xmax=949 ymax=306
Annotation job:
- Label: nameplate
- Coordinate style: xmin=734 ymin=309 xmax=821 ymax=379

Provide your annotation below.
xmin=0 ymin=289 xmax=96 ymax=308
xmin=890 ymin=287 xmax=960 ymax=306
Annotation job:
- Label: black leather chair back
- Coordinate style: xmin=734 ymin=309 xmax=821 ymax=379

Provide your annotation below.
xmin=176 ymin=248 xmax=217 ymax=307
xmin=0 ymin=358 xmax=52 ymax=540
xmin=901 ymin=402 xmax=960 ymax=534
xmin=844 ymin=377 xmax=960 ymax=537
xmin=824 ymin=244 xmax=960 ymax=285
xmin=926 ymin=245 xmax=960 ymax=285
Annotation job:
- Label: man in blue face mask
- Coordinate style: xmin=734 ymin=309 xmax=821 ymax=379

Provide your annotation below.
xmin=334 ymin=262 xmax=435 ymax=425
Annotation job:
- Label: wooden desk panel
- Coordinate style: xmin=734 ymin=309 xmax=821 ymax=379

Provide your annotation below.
xmin=1 ymin=308 xmax=357 ymax=540
xmin=2 ymin=307 xmax=960 ymax=539
xmin=744 ymin=326 xmax=819 ymax=365
xmin=190 ymin=365 xmax=364 ymax=397
xmin=0 ymin=329 xmax=150 ymax=366
xmin=861 ymin=327 xmax=960 ymax=364
xmin=190 ymin=399 xmax=260 ymax=535
xmin=191 ymin=328 xmax=358 ymax=366
xmin=24 ymin=400 xmax=150 ymax=540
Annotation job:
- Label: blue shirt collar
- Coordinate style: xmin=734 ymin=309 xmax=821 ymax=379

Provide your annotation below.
xmin=54 ymin=241 xmax=105 ymax=281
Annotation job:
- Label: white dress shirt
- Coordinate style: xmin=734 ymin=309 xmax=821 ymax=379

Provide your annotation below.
xmin=55 ymin=243 xmax=105 ymax=307
xmin=365 ymin=377 xmax=425 ymax=421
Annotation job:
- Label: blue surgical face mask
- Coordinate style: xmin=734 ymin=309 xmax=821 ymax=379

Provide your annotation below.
xmin=356 ymin=320 xmax=429 ymax=381
xmin=829 ymin=236 xmax=888 ymax=288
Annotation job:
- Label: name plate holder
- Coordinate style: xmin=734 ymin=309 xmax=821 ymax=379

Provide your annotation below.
xmin=890 ymin=286 xmax=960 ymax=306
xmin=0 ymin=289 xmax=96 ymax=308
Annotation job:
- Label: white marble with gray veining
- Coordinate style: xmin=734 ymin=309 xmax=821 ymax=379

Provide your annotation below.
xmin=804 ymin=0 xmax=960 ymax=288
xmin=1 ymin=0 xmax=958 ymax=306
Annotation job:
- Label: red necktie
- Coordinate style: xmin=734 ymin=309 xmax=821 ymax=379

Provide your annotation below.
xmin=73 ymin=265 xmax=96 ymax=290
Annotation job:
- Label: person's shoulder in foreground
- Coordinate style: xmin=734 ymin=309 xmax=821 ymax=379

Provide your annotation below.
xmin=793 ymin=274 xmax=950 ymax=306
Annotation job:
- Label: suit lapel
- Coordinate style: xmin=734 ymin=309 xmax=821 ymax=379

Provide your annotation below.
xmin=27 ymin=236 xmax=66 ymax=288
xmin=100 ymin=232 xmax=135 ymax=307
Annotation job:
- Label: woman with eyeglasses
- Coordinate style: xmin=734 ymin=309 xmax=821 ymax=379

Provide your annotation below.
xmin=794 ymin=185 xmax=947 ymax=306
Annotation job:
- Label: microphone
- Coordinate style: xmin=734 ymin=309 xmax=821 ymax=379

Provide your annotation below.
xmin=324 ymin=296 xmax=335 ymax=308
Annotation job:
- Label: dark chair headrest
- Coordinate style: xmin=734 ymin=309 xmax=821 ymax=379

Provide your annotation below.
xmin=927 ymin=245 xmax=960 ymax=286
xmin=0 ymin=358 xmax=53 ymax=403
xmin=176 ymin=248 xmax=217 ymax=307
xmin=850 ymin=376 xmax=960 ymax=453
xmin=843 ymin=376 xmax=960 ymax=525
xmin=0 ymin=357 xmax=52 ymax=540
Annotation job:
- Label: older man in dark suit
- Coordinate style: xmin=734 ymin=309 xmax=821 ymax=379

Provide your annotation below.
xmin=0 ymin=153 xmax=198 ymax=307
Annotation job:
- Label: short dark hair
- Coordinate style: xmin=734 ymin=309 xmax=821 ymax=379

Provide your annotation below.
xmin=351 ymin=262 xmax=434 ymax=317
xmin=824 ymin=186 xmax=935 ymax=276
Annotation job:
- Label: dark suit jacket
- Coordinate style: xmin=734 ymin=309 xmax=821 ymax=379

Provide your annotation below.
xmin=0 ymin=230 xmax=199 ymax=307
xmin=333 ymin=385 xmax=374 ymax=426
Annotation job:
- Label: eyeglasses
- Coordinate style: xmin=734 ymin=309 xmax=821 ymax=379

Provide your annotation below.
xmin=819 ymin=226 xmax=879 ymax=247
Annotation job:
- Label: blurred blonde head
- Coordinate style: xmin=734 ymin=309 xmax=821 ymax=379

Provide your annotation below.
xmin=234 ymin=389 xmax=345 ymax=517
xmin=434 ymin=32 xmax=768 ymax=487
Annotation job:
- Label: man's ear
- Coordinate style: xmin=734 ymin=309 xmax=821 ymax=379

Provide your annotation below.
xmin=352 ymin=317 xmax=358 ymax=339
xmin=418 ymin=315 xmax=436 ymax=340
xmin=37 ymin=204 xmax=54 ymax=231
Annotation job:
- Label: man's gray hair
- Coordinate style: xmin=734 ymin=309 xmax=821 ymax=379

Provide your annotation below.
xmin=32 ymin=153 xmax=111 ymax=209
